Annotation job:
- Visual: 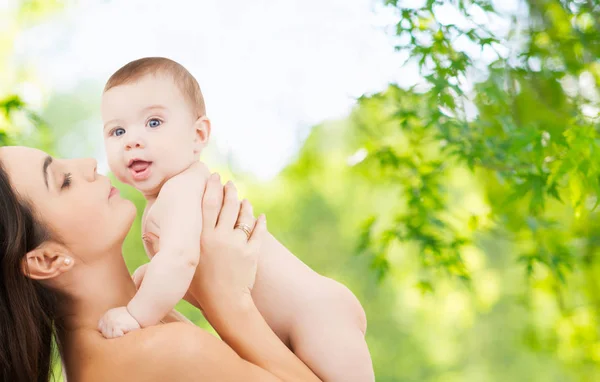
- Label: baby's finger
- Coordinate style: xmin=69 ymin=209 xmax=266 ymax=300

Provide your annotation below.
xmin=202 ymin=173 xmax=224 ymax=230
xmin=101 ymin=325 xmax=110 ymax=339
xmin=142 ymin=232 xmax=160 ymax=257
xmin=112 ymin=325 xmax=122 ymax=338
xmin=247 ymin=214 xmax=267 ymax=252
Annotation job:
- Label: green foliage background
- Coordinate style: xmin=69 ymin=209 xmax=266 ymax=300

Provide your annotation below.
xmin=2 ymin=0 xmax=600 ymax=380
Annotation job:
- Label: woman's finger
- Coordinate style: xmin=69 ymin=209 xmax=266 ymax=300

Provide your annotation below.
xmin=234 ymin=199 xmax=256 ymax=241
xmin=216 ymin=181 xmax=241 ymax=230
xmin=243 ymin=198 xmax=254 ymax=219
xmin=202 ymin=173 xmax=223 ymax=230
xmin=247 ymin=214 xmax=267 ymax=252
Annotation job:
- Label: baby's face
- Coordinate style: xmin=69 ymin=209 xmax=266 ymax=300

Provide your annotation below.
xmin=102 ymin=74 xmax=198 ymax=196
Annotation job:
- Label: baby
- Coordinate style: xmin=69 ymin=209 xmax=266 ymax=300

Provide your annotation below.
xmin=99 ymin=57 xmax=373 ymax=381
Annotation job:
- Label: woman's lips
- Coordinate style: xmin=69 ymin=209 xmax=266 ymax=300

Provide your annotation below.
xmin=129 ymin=160 xmax=153 ymax=181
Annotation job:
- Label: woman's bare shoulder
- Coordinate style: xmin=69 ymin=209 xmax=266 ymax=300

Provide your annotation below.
xmin=86 ymin=322 xmax=269 ymax=382
xmin=84 ymin=323 xmax=222 ymax=382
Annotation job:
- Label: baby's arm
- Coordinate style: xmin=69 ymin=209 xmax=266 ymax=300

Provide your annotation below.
xmin=127 ymin=174 xmax=205 ymax=328
xmin=98 ymin=176 xmax=203 ymax=339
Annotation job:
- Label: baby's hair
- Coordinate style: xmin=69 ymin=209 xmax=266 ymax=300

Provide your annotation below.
xmin=104 ymin=57 xmax=206 ymax=117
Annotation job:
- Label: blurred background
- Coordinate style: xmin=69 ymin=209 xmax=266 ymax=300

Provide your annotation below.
xmin=2 ymin=0 xmax=600 ymax=380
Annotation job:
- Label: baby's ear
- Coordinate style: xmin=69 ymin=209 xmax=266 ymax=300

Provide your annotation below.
xmin=22 ymin=242 xmax=74 ymax=280
xmin=193 ymin=116 xmax=211 ymax=153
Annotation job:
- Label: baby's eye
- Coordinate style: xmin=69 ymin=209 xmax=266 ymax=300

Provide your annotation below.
xmin=112 ymin=127 xmax=126 ymax=137
xmin=148 ymin=118 xmax=162 ymax=128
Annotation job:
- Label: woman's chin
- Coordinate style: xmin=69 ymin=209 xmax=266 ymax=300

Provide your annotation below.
xmin=125 ymin=201 xmax=137 ymax=220
xmin=117 ymin=200 xmax=138 ymax=230
xmin=113 ymin=208 xmax=138 ymax=245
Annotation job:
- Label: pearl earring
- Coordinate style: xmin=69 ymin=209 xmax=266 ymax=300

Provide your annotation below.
xmin=64 ymin=258 xmax=72 ymax=266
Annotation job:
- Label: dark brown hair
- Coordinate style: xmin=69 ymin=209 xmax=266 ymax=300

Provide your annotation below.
xmin=104 ymin=56 xmax=206 ymax=117
xmin=0 ymin=161 xmax=61 ymax=382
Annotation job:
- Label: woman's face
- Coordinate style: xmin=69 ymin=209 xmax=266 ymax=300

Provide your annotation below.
xmin=0 ymin=146 xmax=136 ymax=261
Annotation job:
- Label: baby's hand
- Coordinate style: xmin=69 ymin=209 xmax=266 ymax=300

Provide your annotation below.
xmin=98 ymin=306 xmax=141 ymax=338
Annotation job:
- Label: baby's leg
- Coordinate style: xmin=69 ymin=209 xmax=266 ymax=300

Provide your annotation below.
xmin=251 ymin=232 xmax=374 ymax=381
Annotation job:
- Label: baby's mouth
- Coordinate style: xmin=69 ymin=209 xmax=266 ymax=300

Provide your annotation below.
xmin=128 ymin=160 xmax=153 ymax=181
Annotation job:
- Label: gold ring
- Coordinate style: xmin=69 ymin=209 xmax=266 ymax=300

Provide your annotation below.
xmin=234 ymin=223 xmax=252 ymax=239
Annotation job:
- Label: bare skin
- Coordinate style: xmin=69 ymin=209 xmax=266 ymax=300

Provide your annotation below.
xmin=101 ymin=72 xmax=374 ymax=381
xmin=1 ymin=146 xmax=320 ymax=382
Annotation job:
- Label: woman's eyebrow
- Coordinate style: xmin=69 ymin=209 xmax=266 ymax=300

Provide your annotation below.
xmin=42 ymin=155 xmax=53 ymax=190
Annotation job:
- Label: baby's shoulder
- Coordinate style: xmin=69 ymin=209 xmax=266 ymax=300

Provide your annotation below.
xmin=160 ymin=162 xmax=210 ymax=196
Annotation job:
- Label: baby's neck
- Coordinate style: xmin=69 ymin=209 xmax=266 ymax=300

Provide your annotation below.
xmin=140 ymin=186 xmax=161 ymax=203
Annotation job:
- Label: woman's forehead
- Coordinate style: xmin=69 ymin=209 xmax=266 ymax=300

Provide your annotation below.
xmin=0 ymin=146 xmax=49 ymax=195
xmin=0 ymin=146 xmax=47 ymax=171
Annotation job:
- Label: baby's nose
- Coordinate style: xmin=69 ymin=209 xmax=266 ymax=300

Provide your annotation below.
xmin=125 ymin=137 xmax=144 ymax=150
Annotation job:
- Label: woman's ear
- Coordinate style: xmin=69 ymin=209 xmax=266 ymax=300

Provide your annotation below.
xmin=192 ymin=116 xmax=211 ymax=154
xmin=22 ymin=242 xmax=74 ymax=280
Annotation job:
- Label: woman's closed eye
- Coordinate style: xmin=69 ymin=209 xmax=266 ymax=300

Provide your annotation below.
xmin=61 ymin=173 xmax=72 ymax=190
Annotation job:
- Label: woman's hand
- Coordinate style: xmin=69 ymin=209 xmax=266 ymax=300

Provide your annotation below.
xmin=196 ymin=174 xmax=266 ymax=305
xmin=142 ymin=173 xmax=266 ymax=311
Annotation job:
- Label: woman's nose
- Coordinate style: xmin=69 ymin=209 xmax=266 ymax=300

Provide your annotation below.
xmin=81 ymin=158 xmax=97 ymax=181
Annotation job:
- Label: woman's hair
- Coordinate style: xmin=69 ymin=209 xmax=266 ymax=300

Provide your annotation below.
xmin=0 ymin=161 xmax=62 ymax=382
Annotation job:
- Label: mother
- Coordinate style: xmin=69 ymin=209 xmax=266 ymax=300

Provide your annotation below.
xmin=0 ymin=145 xmax=320 ymax=381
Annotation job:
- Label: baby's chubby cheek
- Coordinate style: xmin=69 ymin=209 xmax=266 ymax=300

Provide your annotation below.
xmin=108 ymin=160 xmax=131 ymax=185
xmin=104 ymin=146 xmax=127 ymax=180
